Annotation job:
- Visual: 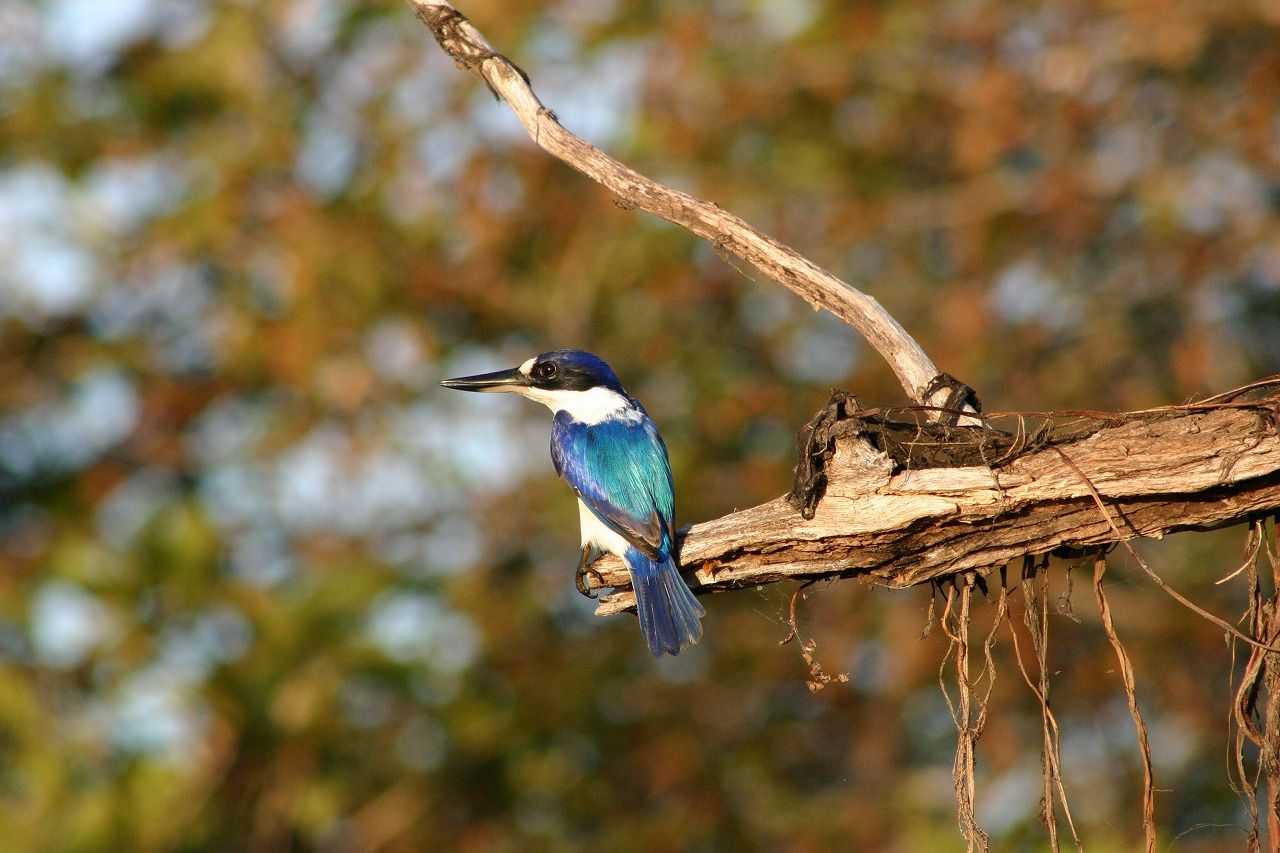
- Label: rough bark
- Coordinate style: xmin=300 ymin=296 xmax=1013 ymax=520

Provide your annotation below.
xmin=591 ymin=395 xmax=1280 ymax=615
xmin=405 ymin=3 xmax=1280 ymax=622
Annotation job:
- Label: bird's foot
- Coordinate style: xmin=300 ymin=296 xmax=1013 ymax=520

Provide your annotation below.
xmin=575 ymin=545 xmax=606 ymax=599
xmin=576 ymin=567 xmax=605 ymax=598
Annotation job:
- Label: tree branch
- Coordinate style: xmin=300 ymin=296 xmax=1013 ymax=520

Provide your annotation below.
xmin=588 ymin=389 xmax=1280 ymax=615
xmin=409 ymin=0 xmax=972 ymax=413
xmin=408 ymin=5 xmax=1280 ymax=622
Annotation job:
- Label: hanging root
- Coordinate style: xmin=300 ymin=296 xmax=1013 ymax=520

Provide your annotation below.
xmin=938 ymin=572 xmax=992 ymax=852
xmin=1230 ymin=518 xmax=1280 ymax=851
xmin=921 ymin=581 xmax=939 ymax=640
xmin=779 ymin=581 xmax=849 ymax=693
xmin=1056 ymin=560 xmax=1081 ymax=623
xmin=1030 ymin=448 xmax=1280 ymax=849
xmin=1052 ymin=446 xmax=1280 ymax=654
xmin=1092 ymin=553 xmax=1156 ymax=852
xmin=1008 ymin=556 xmax=1082 ymax=852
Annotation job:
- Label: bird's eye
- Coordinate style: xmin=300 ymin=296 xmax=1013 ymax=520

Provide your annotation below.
xmin=534 ymin=361 xmax=558 ymax=380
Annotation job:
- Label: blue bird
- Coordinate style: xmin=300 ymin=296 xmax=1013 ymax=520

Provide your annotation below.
xmin=441 ymin=349 xmax=705 ymax=656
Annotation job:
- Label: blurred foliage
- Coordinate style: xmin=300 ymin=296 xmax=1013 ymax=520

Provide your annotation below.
xmin=2 ymin=0 xmax=1279 ymax=850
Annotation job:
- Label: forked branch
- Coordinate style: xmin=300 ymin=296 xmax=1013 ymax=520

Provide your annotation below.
xmin=405 ymin=5 xmax=1280 ymax=636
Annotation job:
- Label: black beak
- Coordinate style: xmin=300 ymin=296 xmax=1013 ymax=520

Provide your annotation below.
xmin=439 ymin=366 xmax=528 ymax=392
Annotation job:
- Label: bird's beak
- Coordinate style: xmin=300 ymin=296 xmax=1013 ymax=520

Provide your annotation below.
xmin=439 ymin=366 xmax=528 ymax=393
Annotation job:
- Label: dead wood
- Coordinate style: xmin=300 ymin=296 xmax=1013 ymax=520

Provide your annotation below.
xmin=592 ymin=383 xmax=1280 ymax=615
xmin=409 ymin=0 xmax=978 ymax=418
xmin=409 ymin=3 xmax=1280 ymax=846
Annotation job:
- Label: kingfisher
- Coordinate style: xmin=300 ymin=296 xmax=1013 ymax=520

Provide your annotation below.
xmin=441 ymin=349 xmax=705 ymax=656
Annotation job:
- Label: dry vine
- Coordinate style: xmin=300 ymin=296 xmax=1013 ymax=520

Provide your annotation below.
xmin=936 ymin=571 xmax=1005 ymax=852
xmin=778 ymin=582 xmax=849 ymax=693
xmin=1230 ymin=517 xmax=1280 ymax=850
xmin=1091 ymin=555 xmax=1156 ymax=852
xmin=1011 ymin=557 xmax=1082 ymax=851
xmin=592 ymin=382 xmax=1280 ymax=614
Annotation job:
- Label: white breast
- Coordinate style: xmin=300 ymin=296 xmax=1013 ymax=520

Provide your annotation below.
xmin=578 ymin=499 xmax=632 ymax=556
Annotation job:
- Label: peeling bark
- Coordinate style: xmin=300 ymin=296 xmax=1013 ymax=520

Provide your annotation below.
xmin=404 ymin=3 xmax=1280 ymax=628
xmin=593 ymin=394 xmax=1280 ymax=615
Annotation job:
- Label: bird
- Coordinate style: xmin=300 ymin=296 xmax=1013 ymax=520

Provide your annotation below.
xmin=441 ymin=349 xmax=705 ymax=656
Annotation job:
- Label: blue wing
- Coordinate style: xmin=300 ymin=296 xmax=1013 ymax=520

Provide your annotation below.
xmin=551 ymin=408 xmax=674 ymax=560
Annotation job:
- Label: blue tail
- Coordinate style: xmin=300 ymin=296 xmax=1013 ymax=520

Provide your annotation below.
xmin=627 ymin=548 xmax=705 ymax=656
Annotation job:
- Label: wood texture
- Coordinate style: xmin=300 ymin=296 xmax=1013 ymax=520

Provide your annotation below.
xmin=591 ymin=398 xmax=1280 ymax=615
xmin=408 ymin=3 xmax=1280 ymax=622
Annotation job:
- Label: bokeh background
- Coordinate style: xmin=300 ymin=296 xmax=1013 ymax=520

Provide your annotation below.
xmin=3 ymin=0 xmax=1280 ymax=849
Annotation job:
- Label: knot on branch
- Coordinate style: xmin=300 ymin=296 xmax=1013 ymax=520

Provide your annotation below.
xmin=789 ymin=391 xmax=865 ymax=519
xmin=414 ymin=4 xmax=529 ymax=97
xmin=788 ymin=390 xmax=1024 ymax=519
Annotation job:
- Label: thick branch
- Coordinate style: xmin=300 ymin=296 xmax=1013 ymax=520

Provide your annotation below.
xmin=410 ymin=1 xmax=969 ymax=412
xmin=592 ymin=393 xmax=1280 ymax=615
xmin=409 ymin=5 xmax=1280 ymax=618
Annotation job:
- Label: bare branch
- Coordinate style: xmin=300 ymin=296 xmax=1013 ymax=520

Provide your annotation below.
xmin=590 ymin=389 xmax=1280 ymax=615
xmin=407 ymin=6 xmax=1280 ymax=640
xmin=409 ymin=0 xmax=969 ymax=412
xmin=1052 ymin=443 xmax=1279 ymax=653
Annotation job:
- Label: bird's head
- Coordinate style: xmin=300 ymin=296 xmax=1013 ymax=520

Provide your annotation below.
xmin=441 ymin=349 xmax=628 ymax=414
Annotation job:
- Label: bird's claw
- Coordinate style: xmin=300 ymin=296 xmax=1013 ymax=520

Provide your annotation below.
xmin=575 ymin=545 xmax=605 ymax=598
xmin=575 ymin=566 xmax=606 ymax=598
